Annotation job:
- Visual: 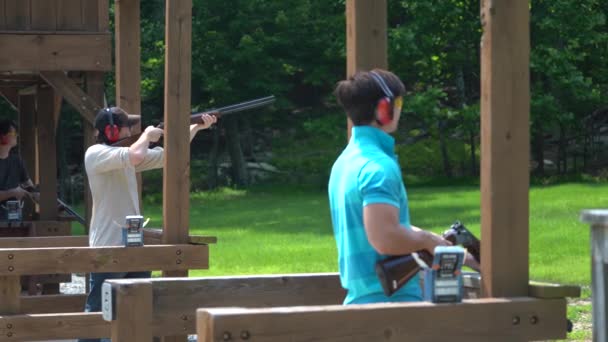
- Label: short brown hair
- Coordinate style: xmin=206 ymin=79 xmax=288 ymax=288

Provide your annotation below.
xmin=334 ymin=69 xmax=405 ymax=125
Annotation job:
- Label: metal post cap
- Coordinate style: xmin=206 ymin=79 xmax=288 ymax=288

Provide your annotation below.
xmin=580 ymin=209 xmax=608 ymax=225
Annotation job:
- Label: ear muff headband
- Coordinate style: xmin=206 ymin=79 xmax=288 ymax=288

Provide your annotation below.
xmin=103 ymin=108 xmax=120 ymax=143
xmin=369 ymin=71 xmax=395 ymax=125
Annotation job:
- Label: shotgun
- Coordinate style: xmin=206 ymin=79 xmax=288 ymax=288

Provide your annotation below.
xmin=375 ymin=221 xmax=481 ymax=296
xmin=22 ymin=186 xmax=87 ymax=227
xmin=111 ymin=95 xmax=276 ymax=147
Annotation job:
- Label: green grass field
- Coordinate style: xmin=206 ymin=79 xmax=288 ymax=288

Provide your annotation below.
xmin=74 ymin=181 xmax=605 ymax=341
xmin=136 ymin=182 xmax=602 ymax=287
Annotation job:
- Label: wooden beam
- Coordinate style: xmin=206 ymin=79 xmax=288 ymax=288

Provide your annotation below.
xmin=345 ymin=0 xmax=387 ymax=139
xmin=107 ymin=273 xmax=344 ymax=336
xmin=0 ymin=87 xmax=18 ymax=109
xmin=31 ymin=220 xmax=71 ymax=236
xmin=0 ymin=245 xmax=208 ymax=275
xmin=20 ymin=294 xmax=87 ymax=313
xmin=0 ymin=276 xmax=20 ymax=314
xmin=143 ymin=228 xmax=217 ymax=245
xmin=197 ymin=298 xmax=567 ymax=342
xmin=0 ymin=312 xmax=109 ymax=341
xmin=0 ymin=236 xmax=88 ymax=248
xmin=17 ymin=94 xmax=36 ymax=219
xmin=464 ymin=274 xmax=581 ymax=299
xmin=162 ymin=0 xmax=192 ymax=278
xmin=40 ymin=70 xmax=99 ymax=126
xmin=0 ymin=34 xmax=111 ymax=72
xmin=111 ymin=281 xmax=153 ymax=342
xmin=479 ymin=0 xmax=530 ymax=297
xmin=4 ymin=0 xmax=31 ymax=31
xmin=114 ymin=0 xmax=144 ymax=232
xmin=36 ymin=86 xmax=58 ymax=220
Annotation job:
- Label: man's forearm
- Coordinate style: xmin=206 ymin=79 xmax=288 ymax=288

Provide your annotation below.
xmin=128 ymin=132 xmax=151 ymax=165
xmin=189 ymin=124 xmax=201 ymax=142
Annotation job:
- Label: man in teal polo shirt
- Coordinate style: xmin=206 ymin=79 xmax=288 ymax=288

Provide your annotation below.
xmin=328 ymin=69 xmax=451 ymax=304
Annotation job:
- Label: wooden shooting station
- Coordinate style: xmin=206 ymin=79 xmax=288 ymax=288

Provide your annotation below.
xmin=0 ymin=1 xmax=213 ymax=341
xmin=192 ymin=0 xmax=577 ymax=341
xmin=0 ymin=0 xmax=582 ymax=342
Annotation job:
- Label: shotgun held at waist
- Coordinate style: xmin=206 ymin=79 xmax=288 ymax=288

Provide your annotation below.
xmin=111 ymin=95 xmax=275 ymax=147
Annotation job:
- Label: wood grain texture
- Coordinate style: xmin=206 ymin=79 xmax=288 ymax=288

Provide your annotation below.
xmin=197 ymin=298 xmax=567 ymax=342
xmin=0 ymin=244 xmax=209 ymax=275
xmin=0 ymin=312 xmax=109 ymax=340
xmin=479 ymin=0 xmax=530 ymax=297
xmin=0 ymin=34 xmax=111 ymax=72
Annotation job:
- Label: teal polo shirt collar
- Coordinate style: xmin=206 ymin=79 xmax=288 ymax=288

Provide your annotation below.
xmin=350 ymin=125 xmax=395 ymax=156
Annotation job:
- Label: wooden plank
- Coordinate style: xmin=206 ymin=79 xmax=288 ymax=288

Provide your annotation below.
xmin=0 ymin=244 xmax=208 ymax=275
xmin=0 ymin=312 xmax=109 ymax=341
xmin=0 ymin=0 xmax=6 ymax=30
xmin=0 ymin=34 xmax=111 ymax=72
xmin=108 ymin=273 xmax=344 ymax=335
xmin=20 ymin=293 xmax=87 ymax=313
xmin=36 ymin=86 xmax=58 ymax=220
xmin=480 ymin=0 xmax=530 ymax=297
xmin=162 ymin=0 xmax=192 ymax=276
xmin=0 ymin=276 xmax=20 ymax=314
xmin=84 ymin=71 xmax=105 ymax=229
xmin=82 ymin=0 xmax=99 ymax=31
xmin=30 ymin=0 xmax=57 ymax=31
xmin=57 ymin=0 xmax=83 ymax=31
xmin=143 ymin=228 xmax=217 ymax=245
xmin=111 ymin=281 xmax=153 ymax=342
xmin=345 ymin=0 xmax=387 ymax=139
xmin=40 ymin=70 xmax=99 ymax=126
xmin=114 ymin=0 xmax=143 ymax=225
xmin=17 ymin=94 xmax=36 ymax=219
xmin=0 ymin=236 xmax=88 ymax=248
xmin=529 ymin=282 xmax=581 ymax=299
xmin=115 ymin=0 xmax=141 ymax=116
xmin=32 ymin=220 xmax=71 ymax=236
xmin=197 ymin=298 xmax=567 ymax=342
xmin=4 ymin=0 xmax=30 ymax=30
xmin=98 ymin=0 xmax=109 ymax=31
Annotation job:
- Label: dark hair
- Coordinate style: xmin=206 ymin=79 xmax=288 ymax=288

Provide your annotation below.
xmin=334 ymin=69 xmax=405 ymax=126
xmin=0 ymin=119 xmax=18 ymax=136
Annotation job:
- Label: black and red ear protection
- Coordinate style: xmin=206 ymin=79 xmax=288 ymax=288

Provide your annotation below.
xmin=369 ymin=71 xmax=395 ymax=125
xmin=0 ymin=134 xmax=8 ymax=145
xmin=104 ymin=108 xmax=120 ymax=143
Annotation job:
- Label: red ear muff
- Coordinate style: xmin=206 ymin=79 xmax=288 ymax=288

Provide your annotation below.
xmin=376 ymin=97 xmax=393 ymax=125
xmin=104 ymin=124 xmax=120 ymax=143
xmin=0 ymin=136 xmax=7 ymax=145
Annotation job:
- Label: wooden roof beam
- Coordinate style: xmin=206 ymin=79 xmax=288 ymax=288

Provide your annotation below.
xmin=40 ymin=70 xmax=99 ymax=126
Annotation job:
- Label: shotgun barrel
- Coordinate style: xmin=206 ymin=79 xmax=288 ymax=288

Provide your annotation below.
xmin=111 ymin=95 xmax=275 ymax=147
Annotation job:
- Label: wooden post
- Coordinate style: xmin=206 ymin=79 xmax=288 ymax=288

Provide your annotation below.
xmin=0 ymin=276 xmax=20 ymax=315
xmin=580 ymin=209 xmax=608 ymax=342
xmin=35 ymin=86 xmax=58 ymax=220
xmin=110 ymin=282 xmax=154 ymax=342
xmin=162 ymin=1 xmax=192 ymax=340
xmin=479 ymin=0 xmax=530 ymax=297
xmin=115 ymin=0 xmax=143 ymax=211
xmin=18 ymin=94 xmax=37 ymax=220
xmin=85 ymin=72 xmax=105 ymax=230
xmin=345 ymin=0 xmax=387 ymax=139
xmin=162 ymin=0 xmax=192 ymax=260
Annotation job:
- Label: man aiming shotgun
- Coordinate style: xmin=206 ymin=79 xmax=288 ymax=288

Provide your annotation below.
xmin=78 ymin=97 xmax=273 ymax=342
xmin=110 ymin=95 xmax=275 ymax=147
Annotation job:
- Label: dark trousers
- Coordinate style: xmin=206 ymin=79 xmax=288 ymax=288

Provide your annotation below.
xmin=77 ymin=271 xmax=151 ymax=342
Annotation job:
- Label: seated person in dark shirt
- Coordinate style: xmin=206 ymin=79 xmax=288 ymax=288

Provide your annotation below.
xmin=0 ymin=120 xmax=35 ymax=219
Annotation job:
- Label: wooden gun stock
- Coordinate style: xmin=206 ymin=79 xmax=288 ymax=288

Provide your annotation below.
xmin=111 ymin=95 xmax=275 ymax=147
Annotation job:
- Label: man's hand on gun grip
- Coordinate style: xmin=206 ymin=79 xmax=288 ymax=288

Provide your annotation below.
xmin=143 ymin=126 xmax=164 ymax=143
xmin=423 ymin=230 xmax=452 ymax=255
